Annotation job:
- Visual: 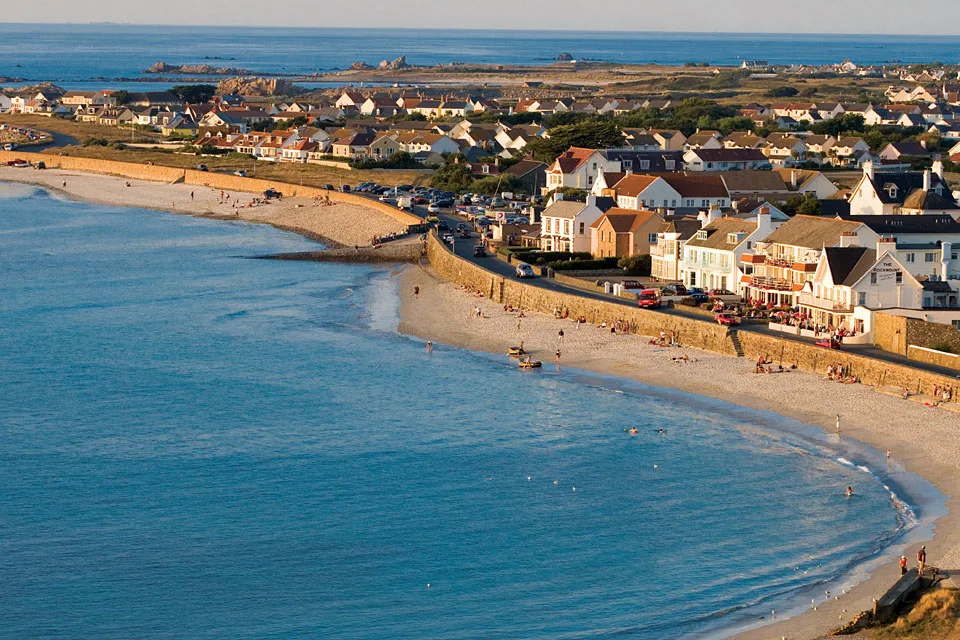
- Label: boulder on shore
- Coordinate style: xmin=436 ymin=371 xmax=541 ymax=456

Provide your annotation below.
xmin=216 ymin=77 xmax=305 ymax=97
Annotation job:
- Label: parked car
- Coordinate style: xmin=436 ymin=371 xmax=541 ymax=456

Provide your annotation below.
xmin=660 ymin=284 xmax=689 ymax=298
xmin=427 ymin=203 xmax=441 ymax=214
xmin=714 ymin=312 xmax=740 ymax=326
xmin=194 ymin=163 xmax=208 ymax=172
xmin=339 ymin=184 xmax=352 ymax=193
xmin=379 ymin=194 xmax=392 ymax=202
xmin=687 ymin=287 xmax=709 ymax=304
xmin=459 ymin=229 xmax=472 ymax=239
xmin=324 ymin=184 xmax=335 ymax=190
xmin=442 ymin=233 xmax=455 ymax=244
xmin=515 ymin=262 xmax=535 ymax=278
xmin=263 ymin=189 xmax=283 ymax=200
xmin=637 ymin=289 xmax=661 ymax=309
xmin=234 ymin=170 xmax=247 ymax=177
xmin=473 ymin=245 xmax=487 ymax=257
xmin=707 ymin=289 xmax=741 ymax=303
xmin=436 ymin=220 xmax=449 ymax=231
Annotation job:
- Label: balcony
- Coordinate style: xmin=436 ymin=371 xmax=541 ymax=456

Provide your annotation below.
xmin=797 ymin=293 xmax=852 ymax=312
xmin=741 ymin=253 xmax=765 ymax=264
xmin=749 ymin=276 xmax=796 ymax=292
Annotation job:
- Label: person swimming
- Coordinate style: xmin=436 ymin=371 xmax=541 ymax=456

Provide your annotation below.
xmin=846 ymin=486 xmax=854 ymax=497
xmin=628 ymin=427 xmax=638 ymax=435
xmin=658 ymin=428 xmax=664 ymax=435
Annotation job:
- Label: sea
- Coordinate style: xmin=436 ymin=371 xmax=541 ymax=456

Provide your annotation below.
xmin=2 ymin=24 xmax=960 ymax=93
xmin=0 ymin=183 xmax=945 ymax=639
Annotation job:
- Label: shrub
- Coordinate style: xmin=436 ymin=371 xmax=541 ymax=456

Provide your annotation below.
xmin=547 ymin=257 xmax=619 ymax=271
xmin=931 ymin=343 xmax=957 ymax=354
xmin=618 ymin=254 xmax=651 ymax=276
xmin=82 ymin=137 xmax=110 ymax=147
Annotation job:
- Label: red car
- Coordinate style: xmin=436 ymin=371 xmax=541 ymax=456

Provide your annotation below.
xmin=714 ymin=312 xmax=740 ymax=326
xmin=637 ymin=289 xmax=661 ymax=309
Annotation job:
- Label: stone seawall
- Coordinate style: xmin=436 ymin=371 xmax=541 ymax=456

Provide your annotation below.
xmin=0 ymin=150 xmax=424 ymax=230
xmin=427 ymin=234 xmax=960 ymax=399
xmin=264 ymin=242 xmax=424 ymax=264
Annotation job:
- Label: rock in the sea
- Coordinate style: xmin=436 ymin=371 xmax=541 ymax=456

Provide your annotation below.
xmin=349 ymin=61 xmax=374 ymax=71
xmin=556 ymin=52 xmax=574 ymax=61
xmin=216 ymin=77 xmax=305 ymax=97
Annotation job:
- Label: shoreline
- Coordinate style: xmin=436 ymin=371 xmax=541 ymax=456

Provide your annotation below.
xmin=4 ymin=165 xmax=956 ymax=637
xmin=0 ymin=166 xmax=410 ymax=250
xmin=397 ymin=261 xmax=960 ymax=640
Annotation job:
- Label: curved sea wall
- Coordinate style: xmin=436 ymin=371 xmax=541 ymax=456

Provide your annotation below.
xmin=426 ymin=234 xmax=960 ymax=399
xmin=0 ymin=150 xmax=424 ymax=230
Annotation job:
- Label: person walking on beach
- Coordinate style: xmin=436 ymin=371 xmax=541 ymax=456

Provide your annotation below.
xmin=899 ymin=555 xmax=908 ymax=575
xmin=190 ymin=191 xmax=194 ymax=201
xmin=918 ymin=546 xmax=926 ymax=576
xmin=414 ymin=286 xmax=419 ymax=299
xmin=555 ymin=349 xmax=561 ymax=365
xmin=557 ymin=328 xmax=564 ymax=344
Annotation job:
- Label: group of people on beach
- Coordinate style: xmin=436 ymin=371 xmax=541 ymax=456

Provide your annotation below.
xmin=825 ymin=363 xmax=859 ymax=384
xmin=649 ymin=329 xmax=682 ymax=348
xmin=899 ymin=546 xmax=928 ymax=576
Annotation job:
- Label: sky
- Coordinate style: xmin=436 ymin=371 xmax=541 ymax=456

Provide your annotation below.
xmin=2 ymin=0 xmax=960 ymax=34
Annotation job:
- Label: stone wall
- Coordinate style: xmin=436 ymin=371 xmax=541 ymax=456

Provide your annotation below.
xmin=874 ymin=312 xmax=909 ymax=355
xmin=905 ymin=315 xmax=960 ymax=355
xmin=0 ymin=150 xmax=424 ymax=229
xmin=908 ymin=345 xmax=960 ymax=372
xmin=427 ymin=234 xmax=960 ymax=400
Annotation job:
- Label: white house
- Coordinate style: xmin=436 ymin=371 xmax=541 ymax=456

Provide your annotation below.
xmin=684 ymin=148 xmax=770 ymax=172
xmin=681 ymin=206 xmax=783 ymax=294
xmin=614 ymin=173 xmax=730 ymax=210
xmin=848 ymin=162 xmax=959 ymax=216
xmin=539 ymin=195 xmax=606 ymax=253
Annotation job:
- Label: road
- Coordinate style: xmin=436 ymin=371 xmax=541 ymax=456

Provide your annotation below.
xmin=435 ymin=212 xmax=960 ymax=380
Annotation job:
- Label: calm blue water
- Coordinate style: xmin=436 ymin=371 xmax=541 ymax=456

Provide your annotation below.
xmin=0 ymin=183 xmax=939 ymax=639
xmin=1 ymin=24 xmax=960 ymax=90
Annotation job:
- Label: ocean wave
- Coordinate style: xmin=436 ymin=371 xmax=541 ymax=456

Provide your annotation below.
xmin=838 ymin=458 xmax=919 ymax=533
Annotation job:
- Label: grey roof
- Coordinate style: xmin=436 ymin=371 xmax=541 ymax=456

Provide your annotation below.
xmin=762 ymin=215 xmax=866 ymax=249
xmin=685 ymin=218 xmax=756 ymax=250
xmin=824 ymin=247 xmax=876 ymax=286
xmin=844 ymin=214 xmax=960 ymax=234
xmin=542 ymin=200 xmax=587 ymax=219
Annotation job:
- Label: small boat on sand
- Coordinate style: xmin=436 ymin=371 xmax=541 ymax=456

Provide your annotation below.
xmin=508 ymin=346 xmax=526 ymax=356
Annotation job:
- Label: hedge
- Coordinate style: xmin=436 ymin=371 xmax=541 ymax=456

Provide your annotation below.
xmin=547 ymin=257 xmax=620 ymax=271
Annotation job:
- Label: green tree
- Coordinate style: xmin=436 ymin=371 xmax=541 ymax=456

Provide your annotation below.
xmin=472 ymin=174 xmax=521 ymax=195
xmin=525 ymin=119 xmax=623 ymax=162
xmin=170 ymin=84 xmax=217 ymax=103
xmin=113 ymin=90 xmax=128 ymax=105
xmin=783 ymin=193 xmax=822 ymax=216
xmin=431 ymin=161 xmax=473 ymax=192
xmin=767 ymin=86 xmax=799 ymax=98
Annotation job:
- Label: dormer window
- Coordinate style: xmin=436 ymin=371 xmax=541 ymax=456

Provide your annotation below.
xmin=886 ymin=184 xmax=898 ymax=198
xmin=696 ymin=230 xmax=708 ymax=240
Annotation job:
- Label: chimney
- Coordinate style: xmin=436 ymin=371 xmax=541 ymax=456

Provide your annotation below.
xmin=756 ymin=205 xmax=771 ymax=231
xmin=863 ymin=161 xmax=874 ymax=180
xmin=555 ymin=192 xmax=563 ymax=202
xmin=920 ymin=139 xmax=927 ymax=150
xmin=791 ymin=170 xmax=798 ymax=189
xmin=924 ymin=169 xmax=932 ymax=192
xmin=877 ymin=236 xmax=897 ymax=258
xmin=839 ymin=231 xmax=859 ymax=248
xmin=933 ymin=159 xmax=944 ymax=179
xmin=586 ymin=194 xmax=597 ymax=207
xmin=943 ymin=241 xmax=953 ymax=280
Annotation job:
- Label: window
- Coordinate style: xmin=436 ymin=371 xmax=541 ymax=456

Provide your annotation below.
xmin=564 ymin=220 xmax=570 ymax=235
xmin=663 ymin=200 xmax=669 ymax=207
xmin=905 ymin=253 xmax=915 ymax=263
xmin=870 ymin=272 xmax=877 ymax=284
xmin=588 ymin=176 xmax=593 ymax=185
xmin=640 ymin=160 xmax=650 ymax=170
xmin=648 ymin=233 xmax=658 ymax=244
xmin=622 ymin=160 xmax=632 ymax=170
xmin=952 ymin=252 xmax=958 ymax=260
xmin=701 ymin=199 xmax=709 ymax=207
xmin=665 ymin=160 xmax=676 ymax=170
xmin=671 ymin=199 xmax=677 ymax=207
xmin=953 ymin=320 xmax=960 ymax=330
xmin=747 ymin=241 xmax=753 ymax=250
xmin=592 ymin=162 xmax=597 ymax=170
xmin=896 ymin=271 xmax=903 ymax=284
xmin=925 ymin=253 xmax=936 ymax=263
xmin=858 ymin=292 xmax=866 ymax=306
xmin=579 ymin=222 xmax=585 ymax=235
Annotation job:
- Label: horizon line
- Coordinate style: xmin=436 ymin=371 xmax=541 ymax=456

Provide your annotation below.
xmin=1 ymin=21 xmax=959 ymax=39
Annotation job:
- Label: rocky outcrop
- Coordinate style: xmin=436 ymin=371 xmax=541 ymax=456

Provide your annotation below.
xmin=556 ymin=52 xmax=574 ymax=62
xmin=2 ymin=82 xmax=64 ymax=97
xmin=146 ymin=61 xmax=250 ymax=75
xmin=378 ymin=56 xmax=411 ymax=70
xmin=216 ymin=77 xmax=305 ymax=97
xmin=349 ymin=61 xmax=374 ymax=71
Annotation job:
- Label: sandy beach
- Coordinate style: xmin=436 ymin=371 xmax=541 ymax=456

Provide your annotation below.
xmin=398 ymin=262 xmax=960 ymax=640
xmin=0 ymin=166 xmax=409 ymax=248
